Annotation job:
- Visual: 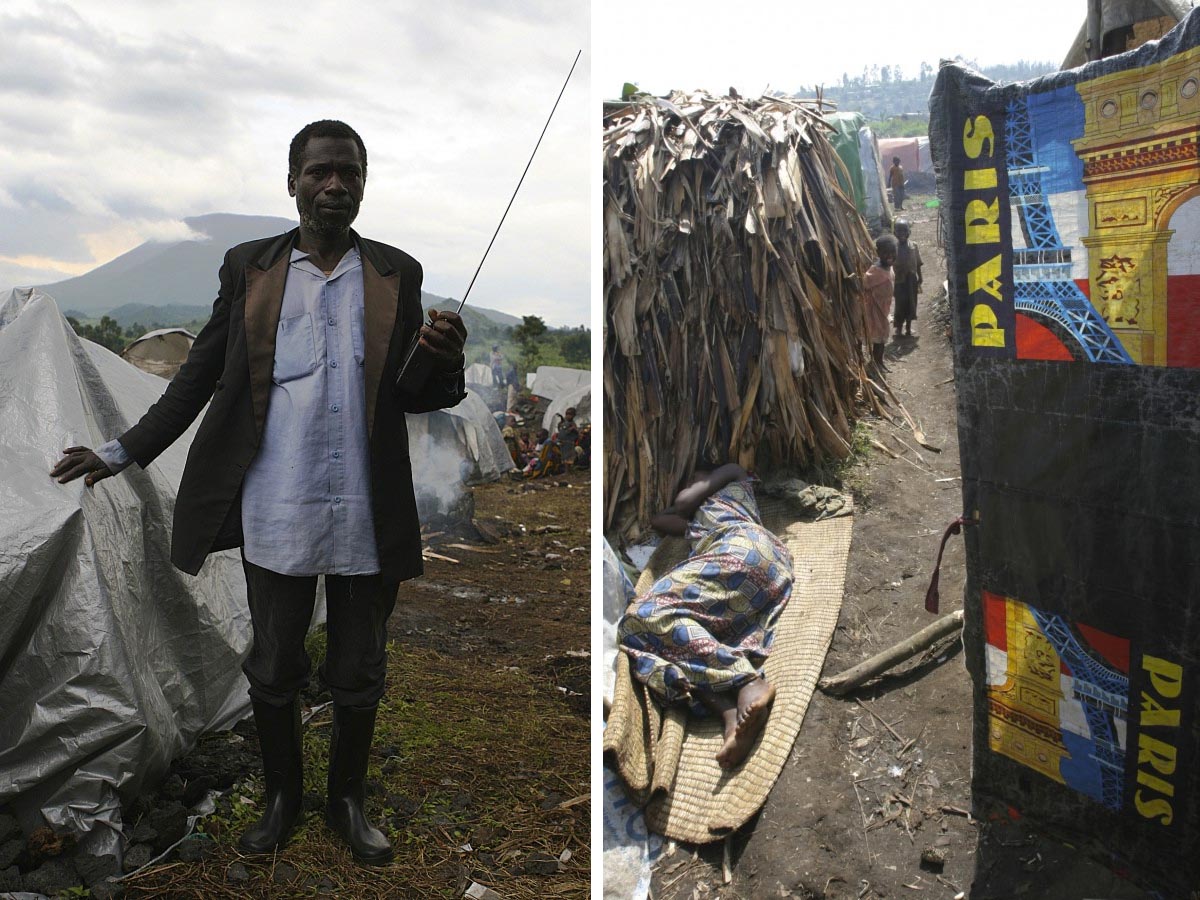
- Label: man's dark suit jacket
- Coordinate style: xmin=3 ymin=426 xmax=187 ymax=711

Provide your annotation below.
xmin=118 ymin=228 xmax=465 ymax=581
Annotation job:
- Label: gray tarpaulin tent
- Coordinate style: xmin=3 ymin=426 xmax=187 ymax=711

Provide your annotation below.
xmin=464 ymin=362 xmax=493 ymax=387
xmin=542 ymin=381 xmax=591 ymax=433
xmin=406 ymin=388 xmax=515 ymax=487
xmin=529 ymin=365 xmax=589 ymax=400
xmin=0 ymin=288 xmax=251 ymax=852
xmin=120 ymin=327 xmax=196 ymax=379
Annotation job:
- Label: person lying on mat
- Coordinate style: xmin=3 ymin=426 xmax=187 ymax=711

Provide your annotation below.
xmin=618 ymin=463 xmax=794 ymax=769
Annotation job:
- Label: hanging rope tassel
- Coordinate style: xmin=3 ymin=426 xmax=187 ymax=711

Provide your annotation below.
xmin=924 ymin=515 xmax=978 ymax=613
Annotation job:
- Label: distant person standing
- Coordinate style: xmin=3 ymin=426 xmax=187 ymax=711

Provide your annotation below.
xmin=491 ymin=345 xmax=505 ymax=386
xmin=863 ymin=233 xmax=897 ymax=372
xmin=892 ymin=219 xmax=923 ymax=338
xmin=888 ymin=156 xmax=906 ymax=210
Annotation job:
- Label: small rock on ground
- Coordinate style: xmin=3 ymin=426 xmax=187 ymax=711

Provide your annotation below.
xmin=176 ymin=837 xmax=215 ymax=862
xmin=76 ymin=852 xmax=120 ymax=886
xmin=123 ymin=843 xmax=156 ymax=873
xmin=0 ymin=865 xmax=22 ymax=892
xmin=227 ymin=861 xmax=251 ymax=883
xmin=523 ymin=850 xmax=561 ymax=875
xmin=0 ymin=839 xmax=22 ymax=870
xmin=91 ymin=876 xmax=128 ymax=900
xmin=24 ymin=857 xmax=78 ymax=896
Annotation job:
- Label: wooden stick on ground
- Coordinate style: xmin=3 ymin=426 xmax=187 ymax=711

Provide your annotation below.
xmin=819 ymin=610 xmax=964 ymax=696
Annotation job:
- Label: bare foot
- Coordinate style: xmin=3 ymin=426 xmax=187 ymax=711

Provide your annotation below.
xmin=715 ymin=677 xmax=776 ymax=769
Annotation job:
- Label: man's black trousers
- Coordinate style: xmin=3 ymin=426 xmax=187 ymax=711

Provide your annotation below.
xmin=240 ymin=556 xmax=400 ymax=708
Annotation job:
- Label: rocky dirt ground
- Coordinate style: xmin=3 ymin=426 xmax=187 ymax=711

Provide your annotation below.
xmin=644 ymin=197 xmax=1156 ymax=900
xmin=0 ymin=467 xmax=590 ymax=899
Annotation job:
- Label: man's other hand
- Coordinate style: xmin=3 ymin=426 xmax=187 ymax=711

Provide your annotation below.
xmin=50 ymin=446 xmax=114 ymax=487
xmin=420 ymin=309 xmax=467 ymax=370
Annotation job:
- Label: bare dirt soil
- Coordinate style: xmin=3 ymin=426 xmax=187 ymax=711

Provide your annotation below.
xmin=72 ymin=469 xmax=593 ymax=899
xmin=648 ymin=197 xmax=1154 ymax=900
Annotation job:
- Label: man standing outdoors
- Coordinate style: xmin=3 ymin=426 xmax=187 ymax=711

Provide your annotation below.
xmin=49 ymin=120 xmax=467 ymax=866
xmin=888 ymin=155 xmax=906 ymax=211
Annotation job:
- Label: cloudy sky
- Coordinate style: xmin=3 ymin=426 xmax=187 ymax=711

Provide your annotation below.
xmin=0 ymin=1 xmax=589 ymax=326
xmin=594 ymin=1 xmax=1096 ymax=96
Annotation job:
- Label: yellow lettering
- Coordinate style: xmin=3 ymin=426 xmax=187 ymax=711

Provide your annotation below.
xmin=1138 ymin=733 xmax=1178 ymax=776
xmin=1137 ymin=769 xmax=1175 ymax=797
xmin=1140 ymin=692 xmax=1181 ymax=728
xmin=964 ymin=168 xmax=998 ymax=190
xmin=968 ymin=256 xmax=1004 ymax=302
xmin=966 ymin=199 xmax=1001 ymax=244
xmin=1143 ymin=655 xmax=1184 ymax=699
xmin=971 ymin=305 xmax=1006 ymax=347
xmin=963 ymin=115 xmax=995 ymax=160
xmin=1134 ymin=790 xmax=1174 ymax=825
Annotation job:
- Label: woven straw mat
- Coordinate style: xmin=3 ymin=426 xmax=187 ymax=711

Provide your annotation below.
xmin=602 ymin=496 xmax=853 ymax=843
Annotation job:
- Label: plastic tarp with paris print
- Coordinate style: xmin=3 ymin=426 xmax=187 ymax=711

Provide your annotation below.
xmin=930 ymin=10 xmax=1200 ymax=895
xmin=0 ymin=288 xmax=251 ymax=854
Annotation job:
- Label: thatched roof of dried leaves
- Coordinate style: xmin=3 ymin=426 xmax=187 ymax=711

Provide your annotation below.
xmin=604 ymin=90 xmax=878 ymax=544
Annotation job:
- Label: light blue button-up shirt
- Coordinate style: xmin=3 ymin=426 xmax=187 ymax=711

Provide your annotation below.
xmin=240 ymin=246 xmax=378 ymax=575
xmin=98 ymin=245 xmax=380 ymax=576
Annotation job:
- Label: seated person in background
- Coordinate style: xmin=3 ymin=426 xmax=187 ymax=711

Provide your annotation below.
xmin=522 ymin=428 xmax=558 ymax=477
xmin=617 ymin=463 xmax=793 ymax=769
xmin=517 ymin=431 xmax=534 ymax=466
xmin=500 ymin=414 xmax=520 ymax=467
xmin=553 ymin=407 xmax=580 ymax=449
xmin=574 ymin=424 xmax=591 ymax=467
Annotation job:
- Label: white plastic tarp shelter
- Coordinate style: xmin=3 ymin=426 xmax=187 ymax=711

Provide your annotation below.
xmin=0 ymin=288 xmax=251 ymax=852
xmin=529 ymin=365 xmax=589 ymax=400
xmin=542 ymin=383 xmax=591 ymax=433
xmin=464 ymin=362 xmax=493 ymax=386
xmin=406 ymin=388 xmax=514 ymax=486
xmin=121 ymin=327 xmax=197 ymax=379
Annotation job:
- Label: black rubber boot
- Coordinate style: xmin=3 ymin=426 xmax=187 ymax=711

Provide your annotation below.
xmin=326 ymin=704 xmax=393 ymax=865
xmin=238 ymin=698 xmax=303 ymax=854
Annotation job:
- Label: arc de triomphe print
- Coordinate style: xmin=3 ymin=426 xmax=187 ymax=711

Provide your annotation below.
xmin=1072 ymin=45 xmax=1200 ymax=366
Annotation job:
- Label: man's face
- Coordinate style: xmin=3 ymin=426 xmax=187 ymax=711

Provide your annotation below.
xmin=288 ymin=136 xmax=365 ymax=238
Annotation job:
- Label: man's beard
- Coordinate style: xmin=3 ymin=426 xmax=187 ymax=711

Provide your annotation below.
xmin=298 ymin=203 xmax=356 ymax=238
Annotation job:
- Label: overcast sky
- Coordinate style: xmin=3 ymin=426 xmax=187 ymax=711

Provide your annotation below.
xmin=0 ymin=1 xmax=589 ymax=326
xmin=594 ymin=1 xmax=1098 ymax=97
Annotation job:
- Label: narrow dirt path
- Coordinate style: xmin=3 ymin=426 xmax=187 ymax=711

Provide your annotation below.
xmin=649 ymin=197 xmax=1153 ymax=900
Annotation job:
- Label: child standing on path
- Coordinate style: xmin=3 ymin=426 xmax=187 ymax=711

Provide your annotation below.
xmin=863 ymin=233 xmax=897 ymax=372
xmin=892 ymin=218 xmax=923 ymax=338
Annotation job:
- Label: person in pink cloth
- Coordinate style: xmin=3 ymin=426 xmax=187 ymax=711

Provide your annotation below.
xmin=863 ymin=233 xmax=897 ymax=372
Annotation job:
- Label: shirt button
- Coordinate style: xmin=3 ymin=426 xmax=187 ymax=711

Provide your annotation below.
xmin=332 ymin=450 xmax=341 ymax=459
xmin=331 ymin=404 xmax=340 ymax=412
xmin=334 ymin=497 xmax=342 ymax=505
xmin=328 ymin=317 xmax=335 ymax=325
xmin=330 ymin=360 xmax=338 ymax=368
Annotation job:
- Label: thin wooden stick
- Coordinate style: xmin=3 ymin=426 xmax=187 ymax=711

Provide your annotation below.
xmin=819 ymin=610 xmax=965 ymax=695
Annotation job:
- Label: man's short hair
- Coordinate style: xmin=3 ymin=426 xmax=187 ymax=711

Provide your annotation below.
xmin=289 ymin=120 xmax=368 ymax=178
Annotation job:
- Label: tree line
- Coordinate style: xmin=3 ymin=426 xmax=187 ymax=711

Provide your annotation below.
xmin=791 ymin=59 xmax=1059 ymax=131
xmin=68 ymin=312 xmax=591 ymax=377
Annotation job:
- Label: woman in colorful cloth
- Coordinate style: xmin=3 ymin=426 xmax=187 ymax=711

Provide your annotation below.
xmin=618 ymin=463 xmax=793 ymax=769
